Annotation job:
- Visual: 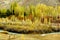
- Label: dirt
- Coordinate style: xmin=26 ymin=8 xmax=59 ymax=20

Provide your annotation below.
xmin=0 ymin=32 xmax=60 ymax=40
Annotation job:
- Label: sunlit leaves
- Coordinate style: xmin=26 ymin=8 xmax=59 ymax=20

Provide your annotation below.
xmin=0 ymin=8 xmax=7 ymax=18
xmin=10 ymin=2 xmax=18 ymax=14
xmin=35 ymin=4 xmax=48 ymax=17
xmin=14 ymin=5 xmax=25 ymax=18
xmin=0 ymin=3 xmax=60 ymax=20
xmin=57 ymin=6 xmax=60 ymax=16
xmin=29 ymin=4 xmax=35 ymax=17
xmin=0 ymin=8 xmax=7 ymax=14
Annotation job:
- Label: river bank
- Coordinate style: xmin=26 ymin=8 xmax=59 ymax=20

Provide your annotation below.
xmin=0 ymin=31 xmax=60 ymax=40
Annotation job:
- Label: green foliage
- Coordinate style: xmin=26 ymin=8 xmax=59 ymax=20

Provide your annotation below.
xmin=0 ymin=8 xmax=7 ymax=18
xmin=29 ymin=4 xmax=35 ymax=17
xmin=6 ymin=9 xmax=12 ymax=16
xmin=0 ymin=8 xmax=7 ymax=15
xmin=0 ymin=2 xmax=60 ymax=20
xmin=14 ymin=5 xmax=25 ymax=18
xmin=35 ymin=4 xmax=48 ymax=17
xmin=10 ymin=2 xmax=18 ymax=15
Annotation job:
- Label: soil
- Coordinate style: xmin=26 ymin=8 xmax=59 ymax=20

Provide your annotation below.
xmin=0 ymin=32 xmax=60 ymax=40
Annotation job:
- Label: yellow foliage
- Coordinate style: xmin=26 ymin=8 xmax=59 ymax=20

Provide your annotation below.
xmin=14 ymin=4 xmax=25 ymax=17
xmin=35 ymin=4 xmax=48 ymax=17
xmin=0 ymin=8 xmax=7 ymax=14
xmin=57 ymin=6 xmax=60 ymax=13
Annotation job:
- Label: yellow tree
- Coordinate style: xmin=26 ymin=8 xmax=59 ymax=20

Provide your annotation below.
xmin=24 ymin=4 xmax=35 ymax=22
xmin=14 ymin=4 xmax=25 ymax=20
xmin=57 ymin=6 xmax=60 ymax=16
xmin=10 ymin=1 xmax=18 ymax=15
xmin=0 ymin=8 xmax=7 ymax=17
xmin=35 ymin=4 xmax=48 ymax=24
xmin=47 ymin=6 xmax=58 ymax=24
xmin=29 ymin=4 xmax=35 ymax=22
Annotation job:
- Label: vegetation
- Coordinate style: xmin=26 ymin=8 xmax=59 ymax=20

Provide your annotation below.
xmin=0 ymin=2 xmax=59 ymax=20
xmin=0 ymin=2 xmax=60 ymax=33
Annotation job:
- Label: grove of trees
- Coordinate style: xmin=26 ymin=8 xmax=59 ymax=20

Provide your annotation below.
xmin=0 ymin=2 xmax=60 ymax=23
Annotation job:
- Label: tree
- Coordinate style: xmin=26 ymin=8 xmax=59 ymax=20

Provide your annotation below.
xmin=14 ymin=4 xmax=25 ymax=20
xmin=35 ymin=4 xmax=48 ymax=17
xmin=10 ymin=1 xmax=18 ymax=15
xmin=57 ymin=6 xmax=60 ymax=16
xmin=0 ymin=8 xmax=7 ymax=18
